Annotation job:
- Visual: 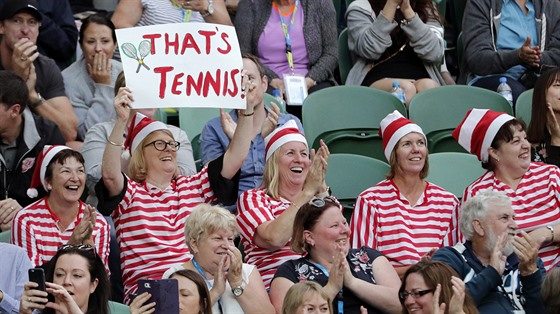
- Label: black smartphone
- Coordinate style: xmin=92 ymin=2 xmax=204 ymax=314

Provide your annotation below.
xmin=28 ymin=268 xmax=46 ymax=291
xmin=137 ymin=279 xmax=179 ymax=314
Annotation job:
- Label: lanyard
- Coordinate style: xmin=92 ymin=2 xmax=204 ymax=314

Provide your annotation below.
xmin=310 ymin=261 xmax=344 ymax=314
xmin=192 ymin=258 xmax=223 ymax=312
xmin=171 ymin=0 xmax=193 ymax=22
xmin=273 ymin=0 xmax=300 ymax=74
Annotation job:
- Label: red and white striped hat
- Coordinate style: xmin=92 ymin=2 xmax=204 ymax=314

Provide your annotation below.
xmin=27 ymin=145 xmax=73 ymax=198
xmin=452 ymin=109 xmax=514 ymax=162
xmin=379 ymin=110 xmax=425 ymax=161
xmin=124 ymin=112 xmax=170 ymax=154
xmin=264 ymin=120 xmax=307 ymax=161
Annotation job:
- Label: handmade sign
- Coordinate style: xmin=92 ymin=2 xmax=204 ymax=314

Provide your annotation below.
xmin=116 ymin=23 xmax=244 ymax=109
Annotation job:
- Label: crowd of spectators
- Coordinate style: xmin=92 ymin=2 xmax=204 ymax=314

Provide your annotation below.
xmin=0 ymin=0 xmax=559 ymax=313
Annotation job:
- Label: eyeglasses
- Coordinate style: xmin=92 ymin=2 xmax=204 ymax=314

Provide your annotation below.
xmin=144 ymin=140 xmax=180 ymax=151
xmin=309 ymin=196 xmax=337 ymax=207
xmin=58 ymin=244 xmax=97 ymax=256
xmin=399 ymin=289 xmax=433 ymax=300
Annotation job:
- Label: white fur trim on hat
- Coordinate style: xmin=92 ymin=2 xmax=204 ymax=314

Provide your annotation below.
xmin=264 ymin=120 xmax=307 ymax=161
xmin=130 ymin=120 xmax=169 ymax=153
xmin=380 ymin=110 xmax=425 ymax=161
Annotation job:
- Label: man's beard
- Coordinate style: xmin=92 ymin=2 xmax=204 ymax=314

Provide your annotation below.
xmin=485 ymin=227 xmax=515 ymax=257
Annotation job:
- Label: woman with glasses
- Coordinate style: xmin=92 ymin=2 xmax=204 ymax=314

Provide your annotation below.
xmin=19 ymin=244 xmax=111 ymax=314
xmin=400 ymin=261 xmax=477 ymax=314
xmin=236 ymin=120 xmax=329 ymax=289
xmin=98 ymin=73 xmax=256 ymax=304
xmin=269 ymin=196 xmax=402 ymax=313
xmin=82 ymin=71 xmax=196 ymax=207
xmin=11 ymin=146 xmax=110 ymax=269
xmin=350 ymin=111 xmax=460 ymax=277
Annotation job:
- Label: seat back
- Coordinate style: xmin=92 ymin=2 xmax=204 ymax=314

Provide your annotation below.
xmin=0 ymin=230 xmax=10 ymax=243
xmin=326 ymin=154 xmax=390 ymax=220
xmin=302 ymin=86 xmax=406 ymax=162
xmin=338 ymin=28 xmax=353 ymax=84
xmin=263 ymin=93 xmax=287 ymax=113
xmin=178 ymin=107 xmax=220 ymax=170
xmin=109 ymin=301 xmax=130 ymax=314
xmin=426 ymin=152 xmax=485 ymax=199
xmin=515 ymin=88 xmax=533 ymax=123
xmin=408 ymin=85 xmax=512 ymax=153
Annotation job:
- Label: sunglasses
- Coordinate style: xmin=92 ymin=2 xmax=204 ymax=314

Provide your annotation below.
xmin=309 ymin=196 xmax=337 ymax=207
xmin=58 ymin=244 xmax=97 ymax=256
xmin=399 ymin=289 xmax=434 ymax=301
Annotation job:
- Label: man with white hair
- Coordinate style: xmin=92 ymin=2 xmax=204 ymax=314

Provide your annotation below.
xmin=432 ymin=189 xmax=545 ymax=314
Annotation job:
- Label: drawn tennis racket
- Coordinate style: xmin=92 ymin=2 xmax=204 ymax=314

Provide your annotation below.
xmin=121 ymin=41 xmax=152 ymax=73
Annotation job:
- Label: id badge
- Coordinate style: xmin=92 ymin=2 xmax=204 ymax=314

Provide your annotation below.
xmin=283 ymin=74 xmax=308 ymax=106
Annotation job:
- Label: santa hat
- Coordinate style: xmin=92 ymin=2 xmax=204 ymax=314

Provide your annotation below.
xmin=452 ymin=109 xmax=514 ymax=162
xmin=124 ymin=112 xmax=170 ymax=154
xmin=27 ymin=145 xmax=72 ymax=198
xmin=379 ymin=110 xmax=425 ymax=161
xmin=264 ymin=120 xmax=307 ymax=161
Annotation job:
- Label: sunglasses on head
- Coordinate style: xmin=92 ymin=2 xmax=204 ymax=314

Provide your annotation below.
xmin=309 ymin=196 xmax=337 ymax=207
xmin=58 ymin=244 xmax=97 ymax=256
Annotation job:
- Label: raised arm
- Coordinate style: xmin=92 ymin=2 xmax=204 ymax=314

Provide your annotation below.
xmin=111 ymin=0 xmax=143 ymax=28
xmin=101 ymin=87 xmax=131 ymax=197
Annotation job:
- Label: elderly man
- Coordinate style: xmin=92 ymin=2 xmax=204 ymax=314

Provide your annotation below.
xmin=432 ymin=189 xmax=545 ymax=314
xmin=0 ymin=70 xmax=65 ymax=231
xmin=0 ymin=0 xmax=77 ymax=143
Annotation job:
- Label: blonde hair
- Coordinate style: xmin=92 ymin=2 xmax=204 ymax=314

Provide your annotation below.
xmin=184 ymin=204 xmax=239 ymax=251
xmin=282 ymin=281 xmax=332 ymax=314
xmin=262 ymin=149 xmax=281 ymax=199
xmin=128 ymin=129 xmax=174 ymax=182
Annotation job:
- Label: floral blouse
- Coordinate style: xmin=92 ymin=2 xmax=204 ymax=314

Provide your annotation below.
xmin=532 ymin=141 xmax=560 ymax=167
xmin=273 ymin=247 xmax=383 ymax=314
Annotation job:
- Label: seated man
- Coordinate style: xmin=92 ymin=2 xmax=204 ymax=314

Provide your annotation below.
xmin=0 ymin=243 xmax=33 ymax=314
xmin=460 ymin=0 xmax=560 ymax=103
xmin=432 ymin=189 xmax=545 ymax=314
xmin=0 ymin=0 xmax=78 ymax=143
xmin=200 ymin=53 xmax=302 ymax=212
xmin=0 ymin=70 xmax=65 ymax=231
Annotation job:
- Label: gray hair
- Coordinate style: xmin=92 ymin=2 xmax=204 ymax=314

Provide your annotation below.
xmin=460 ymin=190 xmax=511 ymax=240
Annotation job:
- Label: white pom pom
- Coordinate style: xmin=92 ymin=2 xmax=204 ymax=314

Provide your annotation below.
xmin=27 ymin=188 xmax=38 ymax=198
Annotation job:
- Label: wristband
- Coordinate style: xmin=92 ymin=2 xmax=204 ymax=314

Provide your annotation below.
xmin=29 ymin=93 xmax=45 ymax=110
xmin=241 ymin=111 xmax=254 ymax=117
xmin=546 ymin=225 xmax=554 ymax=242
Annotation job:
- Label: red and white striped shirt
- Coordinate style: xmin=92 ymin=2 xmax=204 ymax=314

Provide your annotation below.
xmin=463 ymin=162 xmax=560 ymax=271
xmin=350 ymin=180 xmax=460 ymax=267
xmin=236 ymin=188 xmax=302 ymax=288
xmin=114 ymin=168 xmax=215 ymax=303
xmin=11 ymin=198 xmax=110 ymax=269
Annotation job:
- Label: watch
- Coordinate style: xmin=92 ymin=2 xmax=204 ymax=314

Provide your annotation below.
xmin=201 ymin=0 xmax=214 ymax=17
xmin=232 ymin=285 xmax=244 ymax=297
xmin=29 ymin=93 xmax=46 ymax=110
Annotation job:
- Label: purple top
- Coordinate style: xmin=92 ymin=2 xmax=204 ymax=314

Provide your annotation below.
xmin=257 ymin=4 xmax=309 ymax=78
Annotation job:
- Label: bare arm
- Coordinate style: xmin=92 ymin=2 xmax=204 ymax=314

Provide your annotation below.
xmin=32 ymin=95 xmax=78 ymax=142
xmin=269 ymin=277 xmax=295 ymax=314
xmin=235 ymin=268 xmax=275 ymax=314
xmin=254 ymin=141 xmax=329 ymax=249
xmin=112 ymin=0 xmax=143 ymax=28
xmin=344 ymin=255 xmax=402 ymax=313
xmin=101 ymin=88 xmax=131 ymax=197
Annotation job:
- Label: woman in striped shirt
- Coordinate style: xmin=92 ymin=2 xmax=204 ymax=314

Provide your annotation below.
xmin=350 ymin=111 xmax=460 ymax=277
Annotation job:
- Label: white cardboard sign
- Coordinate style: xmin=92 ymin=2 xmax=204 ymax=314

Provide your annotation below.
xmin=116 ymin=23 xmax=244 ymax=109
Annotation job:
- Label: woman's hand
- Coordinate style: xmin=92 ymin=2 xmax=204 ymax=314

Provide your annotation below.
xmin=45 ymin=282 xmax=83 ymax=314
xmin=19 ymin=282 xmax=49 ymax=314
xmin=226 ymin=244 xmax=244 ymax=288
xmin=210 ymin=254 xmax=227 ymax=303
xmin=399 ymin=0 xmax=416 ymax=20
xmin=114 ymin=87 xmax=133 ymax=122
xmin=178 ymin=0 xmax=211 ymax=13
xmin=88 ymin=52 xmax=112 ymax=85
xmin=269 ymin=78 xmax=285 ymax=96
xmin=130 ymin=292 xmax=156 ymax=314
xmin=302 ymin=140 xmax=330 ymax=196
xmin=447 ymin=276 xmax=466 ymax=314
xmin=68 ymin=205 xmax=96 ymax=245
xmin=328 ymin=247 xmax=346 ymax=293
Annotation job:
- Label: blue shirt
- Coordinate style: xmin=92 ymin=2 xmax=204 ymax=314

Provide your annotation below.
xmin=0 ymin=243 xmax=33 ymax=314
xmin=497 ymin=0 xmax=538 ymax=79
xmin=200 ymin=110 xmax=303 ymax=212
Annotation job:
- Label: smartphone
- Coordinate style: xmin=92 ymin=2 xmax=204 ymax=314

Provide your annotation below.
xmin=28 ymin=268 xmax=46 ymax=291
xmin=137 ymin=279 xmax=179 ymax=314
